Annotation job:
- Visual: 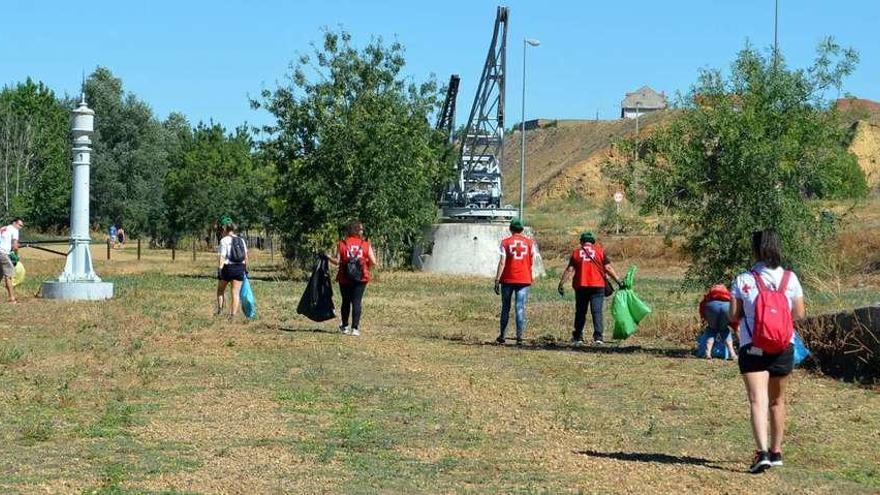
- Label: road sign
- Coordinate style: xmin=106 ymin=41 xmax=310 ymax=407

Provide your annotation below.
xmin=613 ymin=191 xmax=624 ymax=204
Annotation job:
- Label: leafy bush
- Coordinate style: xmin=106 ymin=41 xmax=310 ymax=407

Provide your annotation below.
xmin=633 ymin=40 xmax=865 ymax=286
xmin=597 ymin=200 xmax=646 ymax=235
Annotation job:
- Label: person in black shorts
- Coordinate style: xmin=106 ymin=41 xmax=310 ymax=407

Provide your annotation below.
xmin=729 ymin=230 xmax=805 ymax=473
xmin=216 ymin=217 xmax=248 ymax=320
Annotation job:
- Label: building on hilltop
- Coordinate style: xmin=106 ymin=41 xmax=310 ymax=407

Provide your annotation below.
xmin=620 ymin=86 xmax=667 ymax=119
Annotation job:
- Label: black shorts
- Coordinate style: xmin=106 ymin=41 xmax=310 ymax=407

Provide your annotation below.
xmin=220 ymin=263 xmax=246 ymax=282
xmin=738 ymin=344 xmax=794 ymax=377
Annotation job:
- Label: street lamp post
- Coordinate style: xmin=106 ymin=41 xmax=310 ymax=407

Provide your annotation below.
xmin=520 ymin=37 xmax=540 ymax=221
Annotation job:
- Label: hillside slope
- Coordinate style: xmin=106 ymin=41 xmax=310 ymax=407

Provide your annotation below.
xmin=500 ymin=105 xmax=880 ymax=207
xmin=499 ymin=112 xmax=670 ymax=207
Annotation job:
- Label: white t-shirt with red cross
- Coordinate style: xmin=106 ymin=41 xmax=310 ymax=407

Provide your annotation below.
xmin=730 ymin=263 xmax=803 ymax=347
xmin=0 ymin=224 xmax=19 ymax=253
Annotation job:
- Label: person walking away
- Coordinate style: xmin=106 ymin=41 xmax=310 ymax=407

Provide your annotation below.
xmin=108 ymin=223 xmax=118 ymax=248
xmin=116 ymin=225 xmax=126 ymax=248
xmin=729 ymin=229 xmax=805 ymax=473
xmin=557 ymin=232 xmax=621 ymax=346
xmin=0 ymin=217 xmax=24 ymax=304
xmin=493 ymin=217 xmax=536 ymax=345
xmin=328 ymin=221 xmax=378 ymax=337
xmin=699 ymin=284 xmax=739 ymax=360
xmin=216 ymin=218 xmax=248 ymax=320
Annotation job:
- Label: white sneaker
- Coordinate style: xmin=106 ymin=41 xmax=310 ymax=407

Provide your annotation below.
xmin=593 ymin=339 xmax=604 ymax=346
xmin=339 ymin=325 xmax=350 ymax=335
xmin=570 ymin=338 xmax=584 ymax=348
xmin=351 ymin=328 xmax=361 ymax=337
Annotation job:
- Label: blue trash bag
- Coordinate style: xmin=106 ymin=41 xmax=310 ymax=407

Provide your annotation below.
xmin=695 ymin=331 xmax=731 ymax=359
xmin=793 ymin=331 xmax=810 ymax=366
xmin=240 ymin=275 xmax=256 ymax=320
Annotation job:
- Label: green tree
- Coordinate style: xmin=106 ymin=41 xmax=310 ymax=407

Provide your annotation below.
xmin=632 ymin=40 xmax=863 ymax=286
xmin=85 ymin=67 xmax=170 ymax=238
xmin=0 ymin=79 xmax=70 ymax=228
xmin=164 ymin=123 xmax=269 ymax=245
xmin=254 ymin=30 xmax=452 ymax=262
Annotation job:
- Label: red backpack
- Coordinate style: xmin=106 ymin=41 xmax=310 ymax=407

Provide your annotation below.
xmin=750 ymin=270 xmax=793 ymax=353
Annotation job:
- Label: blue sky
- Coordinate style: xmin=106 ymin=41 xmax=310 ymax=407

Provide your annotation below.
xmin=2 ymin=0 xmax=877 ymax=130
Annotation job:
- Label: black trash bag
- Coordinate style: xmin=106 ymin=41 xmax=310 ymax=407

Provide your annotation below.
xmin=297 ymin=254 xmax=336 ymax=322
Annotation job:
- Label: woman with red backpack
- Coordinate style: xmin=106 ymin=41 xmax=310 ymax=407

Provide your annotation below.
xmin=328 ymin=220 xmax=379 ymax=337
xmin=729 ymin=229 xmax=805 ymax=473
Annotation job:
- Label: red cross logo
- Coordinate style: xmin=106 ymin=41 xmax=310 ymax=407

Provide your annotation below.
xmin=347 ymin=245 xmax=364 ymax=259
xmin=509 ymin=240 xmax=528 ymax=260
xmin=742 ymin=283 xmax=751 ymax=294
xmin=579 ymin=245 xmax=596 ymax=261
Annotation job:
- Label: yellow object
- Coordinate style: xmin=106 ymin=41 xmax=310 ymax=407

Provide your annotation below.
xmin=12 ymin=262 xmax=25 ymax=287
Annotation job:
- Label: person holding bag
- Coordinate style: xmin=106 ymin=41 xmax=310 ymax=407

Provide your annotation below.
xmin=558 ymin=232 xmax=621 ymax=346
xmin=328 ymin=220 xmax=378 ymax=337
xmin=215 ymin=216 xmax=249 ymax=321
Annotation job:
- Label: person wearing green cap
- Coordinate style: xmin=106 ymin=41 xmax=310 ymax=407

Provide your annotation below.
xmin=557 ymin=231 xmax=620 ymax=346
xmin=494 ymin=217 xmax=538 ymax=345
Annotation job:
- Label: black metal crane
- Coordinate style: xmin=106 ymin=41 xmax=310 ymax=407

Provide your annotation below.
xmin=436 ymin=74 xmax=460 ymax=143
xmin=441 ymin=6 xmax=516 ymax=220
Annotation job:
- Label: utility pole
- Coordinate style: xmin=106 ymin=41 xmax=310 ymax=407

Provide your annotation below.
xmin=519 ymin=37 xmax=540 ymax=221
xmin=774 ymin=0 xmax=779 ymax=69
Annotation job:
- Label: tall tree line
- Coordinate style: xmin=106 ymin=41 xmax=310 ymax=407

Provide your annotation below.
xmin=1 ymin=34 xmax=457 ymax=262
xmin=0 ymin=67 xmax=273 ymax=245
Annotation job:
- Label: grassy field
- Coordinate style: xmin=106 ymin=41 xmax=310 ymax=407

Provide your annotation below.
xmin=0 ymin=238 xmax=878 ymax=494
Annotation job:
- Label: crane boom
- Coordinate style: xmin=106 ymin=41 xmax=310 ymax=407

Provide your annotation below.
xmin=442 ymin=6 xmax=516 ymax=220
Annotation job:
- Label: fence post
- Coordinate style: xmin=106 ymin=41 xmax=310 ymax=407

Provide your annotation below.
xmin=269 ymin=234 xmax=274 ymax=264
xmin=137 ymin=238 xmax=141 ymax=260
xmin=106 ymin=239 xmax=111 ymax=260
xmin=192 ymin=239 xmax=196 ymax=262
xmin=172 ymin=241 xmax=176 ymax=262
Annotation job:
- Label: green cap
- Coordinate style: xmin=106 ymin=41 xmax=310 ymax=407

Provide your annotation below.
xmin=219 ymin=215 xmax=232 ymax=226
xmin=509 ymin=217 xmax=524 ymax=230
xmin=580 ymin=231 xmax=596 ymax=243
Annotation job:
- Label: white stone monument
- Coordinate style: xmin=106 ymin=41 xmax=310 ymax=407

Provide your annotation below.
xmin=42 ymin=93 xmax=114 ymax=300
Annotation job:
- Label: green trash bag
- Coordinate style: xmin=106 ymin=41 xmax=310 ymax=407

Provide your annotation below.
xmin=612 ymin=266 xmax=652 ymax=340
xmin=612 ymin=290 xmax=637 ymax=340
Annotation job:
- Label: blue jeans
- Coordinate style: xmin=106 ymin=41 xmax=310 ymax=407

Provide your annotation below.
xmin=500 ymin=283 xmax=530 ymax=339
xmin=702 ymin=300 xmax=732 ymax=342
xmin=574 ymin=287 xmax=604 ymax=341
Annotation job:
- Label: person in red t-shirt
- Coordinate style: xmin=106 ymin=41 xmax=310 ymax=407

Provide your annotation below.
xmin=328 ymin=220 xmax=379 ymax=337
xmin=493 ymin=217 xmax=537 ymax=345
xmin=557 ymin=232 xmax=620 ymax=346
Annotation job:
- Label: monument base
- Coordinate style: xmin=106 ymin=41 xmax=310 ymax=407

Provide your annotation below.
xmin=41 ymin=280 xmax=114 ymax=300
xmin=413 ymin=222 xmax=545 ymax=278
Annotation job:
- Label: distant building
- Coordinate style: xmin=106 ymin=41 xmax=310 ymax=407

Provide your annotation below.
xmin=621 ymin=86 xmax=667 ymax=119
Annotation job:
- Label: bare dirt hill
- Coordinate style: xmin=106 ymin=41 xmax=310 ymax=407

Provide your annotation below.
xmin=849 ymin=120 xmax=880 ymax=187
xmin=500 ymin=112 xmax=670 ymax=207
xmin=501 ymin=102 xmax=880 ymax=205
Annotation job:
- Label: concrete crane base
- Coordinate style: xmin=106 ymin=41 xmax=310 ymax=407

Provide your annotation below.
xmin=413 ymin=222 xmax=545 ymax=278
xmin=42 ymin=281 xmax=114 ymax=300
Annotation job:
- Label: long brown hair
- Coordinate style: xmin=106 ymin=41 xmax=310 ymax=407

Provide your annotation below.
xmin=752 ymin=229 xmax=782 ymax=268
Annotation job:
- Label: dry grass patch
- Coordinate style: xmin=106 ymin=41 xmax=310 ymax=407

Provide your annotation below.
xmin=0 ymin=245 xmax=878 ymax=493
